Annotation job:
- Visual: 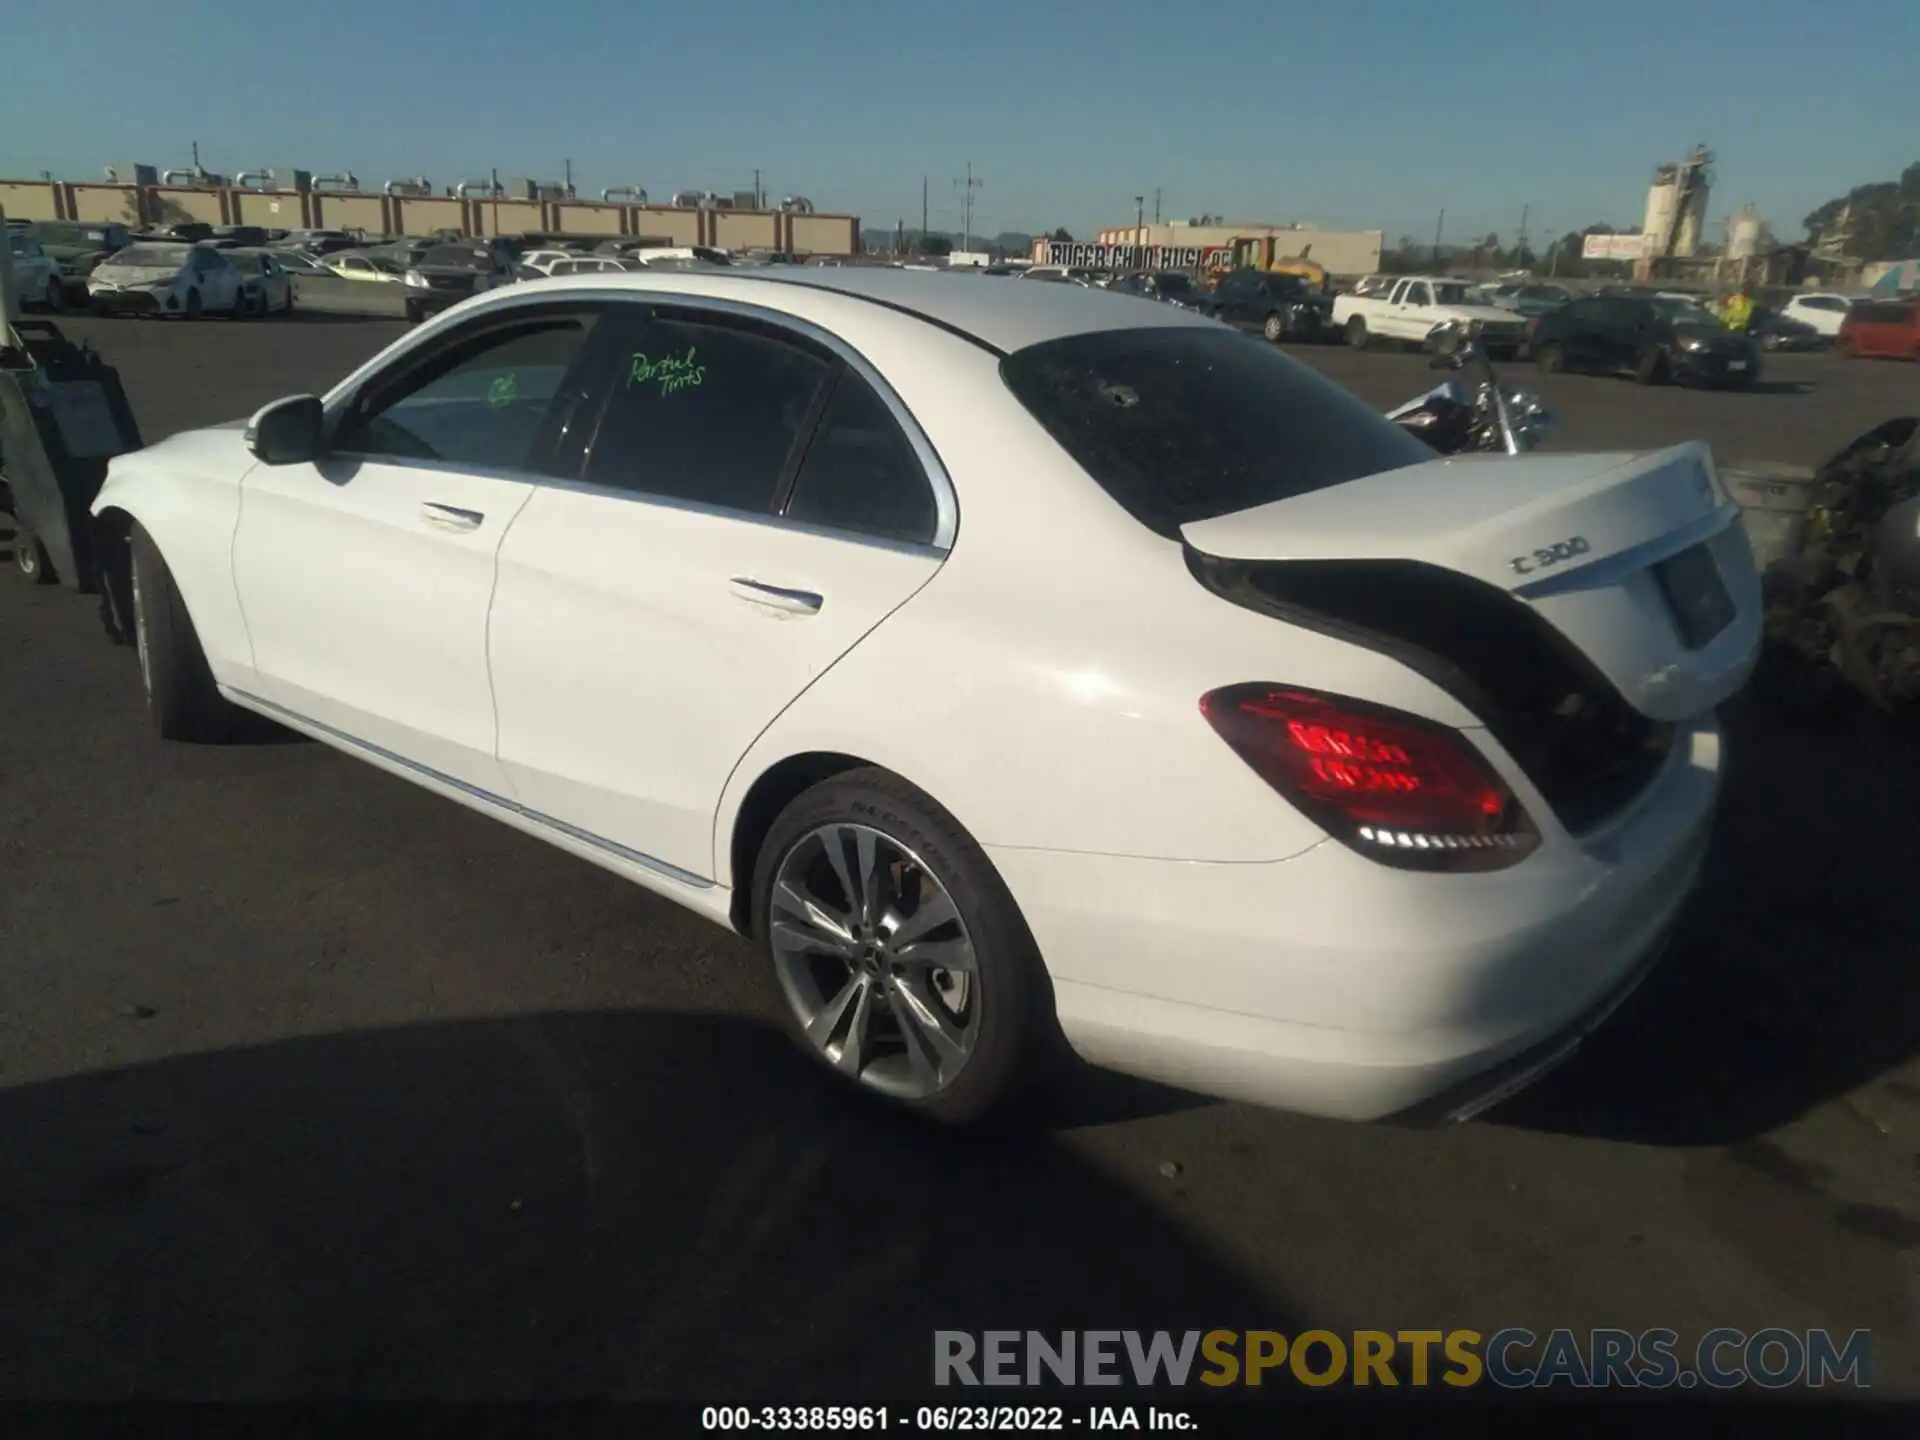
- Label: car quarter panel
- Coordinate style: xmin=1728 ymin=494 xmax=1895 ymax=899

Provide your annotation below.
xmin=90 ymin=425 xmax=259 ymax=687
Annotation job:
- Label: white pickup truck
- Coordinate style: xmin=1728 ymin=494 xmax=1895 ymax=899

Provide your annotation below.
xmin=1331 ymin=275 xmax=1532 ymax=357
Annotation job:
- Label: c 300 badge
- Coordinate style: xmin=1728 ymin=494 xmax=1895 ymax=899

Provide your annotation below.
xmin=1511 ymin=536 xmax=1592 ymax=575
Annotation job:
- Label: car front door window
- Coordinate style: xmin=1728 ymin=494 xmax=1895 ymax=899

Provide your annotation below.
xmin=334 ymin=313 xmax=603 ymax=473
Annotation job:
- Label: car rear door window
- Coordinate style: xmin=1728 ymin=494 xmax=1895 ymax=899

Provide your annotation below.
xmin=780 ymin=372 xmax=937 ymax=545
xmin=581 ymin=312 xmax=832 ymax=513
xmin=1000 ymin=325 xmax=1433 ymax=540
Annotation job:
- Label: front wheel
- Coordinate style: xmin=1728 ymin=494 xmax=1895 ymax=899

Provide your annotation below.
xmin=128 ymin=523 xmax=242 ymax=742
xmin=404 ymin=299 xmax=424 ymax=324
xmin=1345 ymin=316 xmax=1370 ymax=350
xmin=751 ymin=769 xmax=1055 ymax=1125
xmin=1261 ymin=312 xmax=1287 ymax=343
xmin=1634 ymin=346 xmax=1669 ymax=385
xmin=1536 ymin=342 xmax=1566 ymax=374
xmin=183 ymin=289 xmax=202 ymax=320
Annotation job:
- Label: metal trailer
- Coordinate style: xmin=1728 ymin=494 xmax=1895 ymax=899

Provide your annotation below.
xmin=1 ymin=205 xmax=145 ymax=594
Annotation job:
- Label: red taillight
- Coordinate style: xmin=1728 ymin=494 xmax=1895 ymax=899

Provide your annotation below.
xmin=1200 ymin=684 xmax=1538 ymax=872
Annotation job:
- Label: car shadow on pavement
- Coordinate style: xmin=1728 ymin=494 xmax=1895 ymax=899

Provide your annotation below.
xmin=1494 ymin=695 xmax=1920 ymax=1146
xmin=0 ymin=1012 xmax=1288 ymax=1400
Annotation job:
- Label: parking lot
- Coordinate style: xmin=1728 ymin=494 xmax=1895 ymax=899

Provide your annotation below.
xmin=2 ymin=314 xmax=1916 ymax=1399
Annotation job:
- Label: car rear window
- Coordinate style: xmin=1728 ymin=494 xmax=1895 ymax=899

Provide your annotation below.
xmin=1000 ymin=326 xmax=1433 ymax=539
xmin=1850 ymin=301 xmax=1917 ymax=324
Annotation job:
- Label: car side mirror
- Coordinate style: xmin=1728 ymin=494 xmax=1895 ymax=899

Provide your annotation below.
xmin=246 ymin=394 xmax=324 ymax=465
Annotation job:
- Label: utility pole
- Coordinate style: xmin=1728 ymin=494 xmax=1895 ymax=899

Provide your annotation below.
xmin=1431 ymin=209 xmax=1445 ymax=268
xmin=955 ymin=162 xmax=982 ymax=253
xmin=564 ymin=158 xmax=573 ymax=198
xmin=754 ymin=168 xmax=762 ymax=209
xmin=1153 ymin=187 xmax=1162 ymax=224
xmin=1516 ymin=203 xmax=1529 ymax=264
xmin=921 ymin=176 xmax=928 ymax=241
xmin=191 ymin=139 xmax=200 ymax=171
xmin=1134 ymin=195 xmax=1145 ymax=232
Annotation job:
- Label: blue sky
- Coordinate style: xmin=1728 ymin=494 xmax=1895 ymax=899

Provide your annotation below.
xmin=2 ymin=0 xmax=1914 ymax=245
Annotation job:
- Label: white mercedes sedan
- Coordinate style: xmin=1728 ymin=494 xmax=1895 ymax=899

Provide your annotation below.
xmin=90 ymin=269 xmax=1762 ymax=1125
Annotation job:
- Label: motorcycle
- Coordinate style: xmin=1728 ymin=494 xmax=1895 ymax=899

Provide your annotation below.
xmin=1385 ymin=320 xmax=1554 ymax=456
xmin=1760 ymin=416 xmax=1920 ymax=714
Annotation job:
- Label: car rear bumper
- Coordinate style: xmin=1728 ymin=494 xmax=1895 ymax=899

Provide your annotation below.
xmin=1673 ymin=349 xmax=1760 ymax=385
xmin=989 ymin=717 xmax=1724 ymax=1122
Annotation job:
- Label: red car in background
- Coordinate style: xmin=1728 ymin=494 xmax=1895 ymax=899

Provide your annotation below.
xmin=1838 ymin=297 xmax=1920 ymax=360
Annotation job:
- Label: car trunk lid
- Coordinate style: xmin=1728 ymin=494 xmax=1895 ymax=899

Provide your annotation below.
xmin=1179 ymin=443 xmax=1763 ymax=834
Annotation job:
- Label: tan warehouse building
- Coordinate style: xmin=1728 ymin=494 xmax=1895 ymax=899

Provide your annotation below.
xmin=1095 ymin=221 xmax=1382 ymax=278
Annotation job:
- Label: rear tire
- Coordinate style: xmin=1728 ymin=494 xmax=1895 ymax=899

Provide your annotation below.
xmin=751 ymin=768 xmax=1057 ymax=1126
xmin=404 ymin=299 xmax=424 ymax=324
xmin=1536 ymin=342 xmax=1565 ymax=373
xmin=183 ymin=289 xmax=202 ymax=320
xmin=128 ymin=522 xmax=242 ymax=742
xmin=1261 ymin=312 xmax=1286 ymax=343
xmin=1634 ymin=346 xmax=1668 ymax=385
xmin=1345 ymin=316 xmax=1370 ymax=350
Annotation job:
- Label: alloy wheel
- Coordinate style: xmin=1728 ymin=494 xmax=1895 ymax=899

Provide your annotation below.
xmin=768 ymin=822 xmax=980 ymax=1101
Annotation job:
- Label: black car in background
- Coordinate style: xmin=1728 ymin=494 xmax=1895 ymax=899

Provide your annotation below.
xmin=1530 ymin=292 xmax=1760 ymax=387
xmin=1203 ymin=268 xmax=1334 ymax=342
xmin=1108 ymin=269 xmax=1204 ymax=309
xmin=401 ymin=241 xmax=520 ymax=322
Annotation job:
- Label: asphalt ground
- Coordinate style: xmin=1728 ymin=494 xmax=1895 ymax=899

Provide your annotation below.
xmin=2 ymin=314 xmax=1917 ymax=1402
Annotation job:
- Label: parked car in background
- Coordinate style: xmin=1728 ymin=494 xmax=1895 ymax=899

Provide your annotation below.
xmin=90 ymin=268 xmax=1762 ymax=1127
xmin=5 ymin=229 xmax=69 ymax=310
xmin=210 ymin=225 xmax=271 ymax=249
xmin=1333 ymin=276 xmax=1531 ymax=356
xmin=1838 ymin=297 xmax=1920 ymax=360
xmin=1107 ymin=270 xmax=1205 ymax=310
xmin=326 ymin=253 xmax=407 ymax=284
xmin=1022 ymin=265 xmax=1103 ymax=286
xmin=1530 ymin=292 xmax=1760 ymax=386
xmin=87 ymin=241 xmax=244 ymax=318
xmin=1205 ymin=268 xmax=1334 ymax=341
xmin=1748 ymin=308 xmax=1826 ymax=353
xmin=228 ymin=249 xmax=294 ymax=314
xmin=1492 ymin=283 xmax=1573 ymax=317
xmin=136 ymin=222 xmax=215 ymax=244
xmin=1778 ymin=292 xmax=1853 ymax=338
xmin=547 ymin=256 xmax=650 ymax=276
xmin=27 ymin=220 xmax=132 ymax=283
xmin=518 ymin=248 xmax=581 ymax=276
xmin=278 ymin=230 xmax=357 ymax=256
xmin=265 ymin=248 xmax=332 ymax=277
xmin=401 ymin=241 xmax=521 ymax=322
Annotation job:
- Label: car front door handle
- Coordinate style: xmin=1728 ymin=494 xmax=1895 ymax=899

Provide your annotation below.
xmin=728 ymin=577 xmax=823 ymax=615
xmin=422 ymin=502 xmax=484 ymax=532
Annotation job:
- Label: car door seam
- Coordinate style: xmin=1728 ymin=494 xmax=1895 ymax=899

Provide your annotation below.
xmin=484 ymin=484 xmax=541 ymax=805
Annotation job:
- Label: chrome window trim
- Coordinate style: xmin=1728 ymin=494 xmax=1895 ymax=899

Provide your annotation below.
xmin=320 ymin=287 xmax=960 ymax=553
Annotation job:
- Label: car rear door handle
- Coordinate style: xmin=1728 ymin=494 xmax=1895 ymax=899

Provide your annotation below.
xmin=422 ymin=502 xmax=484 ymax=532
xmin=729 ymin=577 xmax=823 ymax=615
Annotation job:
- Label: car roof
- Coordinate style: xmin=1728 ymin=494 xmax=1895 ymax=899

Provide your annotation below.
xmin=515 ymin=265 xmax=1216 ymax=353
